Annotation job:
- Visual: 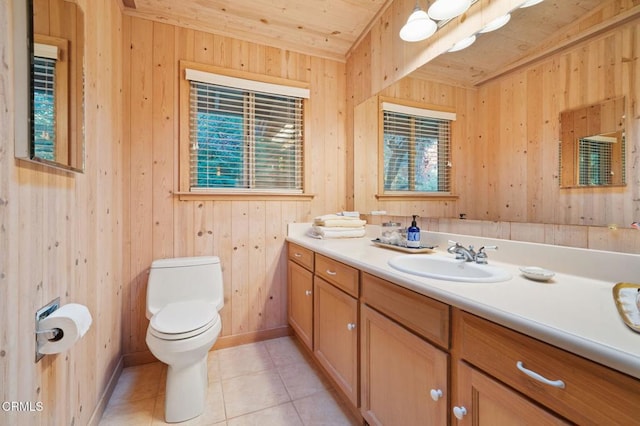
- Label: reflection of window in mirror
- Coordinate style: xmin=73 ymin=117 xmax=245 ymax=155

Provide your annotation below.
xmin=559 ymin=97 xmax=625 ymax=188
xmin=380 ymin=100 xmax=455 ymax=195
xmin=33 ymin=35 xmax=69 ymax=162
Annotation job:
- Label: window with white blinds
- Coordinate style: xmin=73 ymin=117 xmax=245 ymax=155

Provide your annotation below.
xmin=32 ymin=50 xmax=57 ymax=161
xmin=187 ymin=70 xmax=307 ymax=192
xmin=382 ymin=102 xmax=455 ymax=194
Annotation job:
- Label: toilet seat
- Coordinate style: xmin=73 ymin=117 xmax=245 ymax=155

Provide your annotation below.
xmin=149 ymin=300 xmax=219 ymax=340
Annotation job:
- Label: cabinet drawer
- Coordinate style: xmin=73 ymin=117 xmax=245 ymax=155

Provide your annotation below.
xmin=315 ymin=254 xmax=359 ymax=297
xmin=455 ymin=309 xmax=640 ymax=425
xmin=361 ymin=273 xmax=449 ymax=349
xmin=288 ymin=242 xmax=314 ymax=271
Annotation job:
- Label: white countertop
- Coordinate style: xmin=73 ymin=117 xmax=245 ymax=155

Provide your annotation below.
xmin=287 ymin=223 xmax=640 ymax=380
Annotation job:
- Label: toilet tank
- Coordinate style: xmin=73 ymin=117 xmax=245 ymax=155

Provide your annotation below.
xmin=146 ymin=256 xmax=224 ymax=319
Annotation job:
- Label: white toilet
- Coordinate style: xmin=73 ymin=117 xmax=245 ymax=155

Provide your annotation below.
xmin=145 ymin=256 xmax=224 ymax=423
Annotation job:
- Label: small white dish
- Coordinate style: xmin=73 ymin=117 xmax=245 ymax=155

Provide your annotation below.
xmin=519 ymin=266 xmax=555 ymax=281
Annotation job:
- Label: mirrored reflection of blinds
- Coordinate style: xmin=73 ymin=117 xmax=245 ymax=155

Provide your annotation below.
xmin=32 ymin=55 xmax=57 ymax=161
xmin=382 ymin=104 xmax=454 ymax=193
xmin=578 ymin=136 xmax=618 ymax=186
xmin=188 ymin=78 xmax=304 ymax=192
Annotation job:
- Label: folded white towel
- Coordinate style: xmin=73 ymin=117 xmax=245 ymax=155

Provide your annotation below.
xmin=314 ymin=213 xmax=361 ymax=222
xmin=313 ymin=214 xmax=366 ymax=228
xmin=309 ymin=226 xmax=366 ymax=239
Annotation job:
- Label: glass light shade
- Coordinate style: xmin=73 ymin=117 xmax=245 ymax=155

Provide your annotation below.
xmin=428 ymin=0 xmax=471 ymax=21
xmin=479 ymin=14 xmax=511 ymax=33
xmin=520 ymin=0 xmax=544 ymax=8
xmin=448 ymin=34 xmax=476 ymax=52
xmin=399 ymin=8 xmax=437 ymax=42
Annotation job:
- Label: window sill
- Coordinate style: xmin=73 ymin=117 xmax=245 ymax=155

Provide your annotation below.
xmin=173 ymin=191 xmax=316 ymax=201
xmin=376 ymin=193 xmax=459 ymax=201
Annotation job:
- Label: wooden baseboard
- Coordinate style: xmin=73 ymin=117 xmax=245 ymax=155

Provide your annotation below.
xmin=122 ymin=326 xmax=293 ymax=367
xmin=87 ymin=356 xmax=123 ymax=426
xmin=212 ymin=326 xmax=292 ymax=350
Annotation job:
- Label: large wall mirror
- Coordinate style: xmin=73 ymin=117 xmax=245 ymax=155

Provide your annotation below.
xmin=559 ymin=97 xmax=625 ymax=188
xmin=13 ymin=0 xmax=85 ymax=173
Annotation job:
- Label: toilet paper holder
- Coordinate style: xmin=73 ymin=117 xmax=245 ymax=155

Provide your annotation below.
xmin=35 ymin=297 xmax=61 ymax=362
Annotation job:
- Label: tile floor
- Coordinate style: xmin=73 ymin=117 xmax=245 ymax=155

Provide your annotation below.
xmin=99 ymin=336 xmax=360 ymax=425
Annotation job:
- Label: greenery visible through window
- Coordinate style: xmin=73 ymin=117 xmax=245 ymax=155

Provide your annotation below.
xmin=577 ymin=134 xmax=625 ymax=186
xmin=33 ymin=56 xmax=56 ymax=161
xmin=189 ymin=81 xmax=304 ymax=192
xmin=382 ymin=106 xmax=452 ymax=193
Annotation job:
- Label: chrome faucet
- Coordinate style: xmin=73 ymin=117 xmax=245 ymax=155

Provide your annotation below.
xmin=447 ymin=241 xmax=476 ymax=262
xmin=447 ymin=240 xmax=498 ymax=264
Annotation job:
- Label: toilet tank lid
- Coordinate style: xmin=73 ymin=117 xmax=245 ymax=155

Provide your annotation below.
xmin=151 ymin=256 xmax=220 ymax=269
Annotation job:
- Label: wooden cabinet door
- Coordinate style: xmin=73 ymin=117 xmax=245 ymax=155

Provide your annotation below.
xmin=453 ymin=361 xmax=569 ymax=426
xmin=288 ymin=260 xmax=313 ymax=350
xmin=314 ymin=276 xmax=359 ymax=406
xmin=360 ymin=305 xmax=448 ymax=426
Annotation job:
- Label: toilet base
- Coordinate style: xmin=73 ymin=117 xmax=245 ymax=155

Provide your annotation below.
xmin=164 ymin=355 xmax=208 ymax=423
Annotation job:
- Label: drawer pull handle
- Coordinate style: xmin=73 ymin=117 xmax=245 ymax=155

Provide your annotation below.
xmin=294 ymin=253 xmax=302 ymax=257
xmin=516 ymin=361 xmax=565 ymax=389
xmin=305 ymin=290 xmax=312 ymax=296
xmin=430 ymin=389 xmax=443 ymax=401
xmin=326 ymin=269 xmax=337 ymax=276
xmin=453 ymin=406 xmax=467 ymax=420
xmin=347 ymin=323 xmax=357 ymax=331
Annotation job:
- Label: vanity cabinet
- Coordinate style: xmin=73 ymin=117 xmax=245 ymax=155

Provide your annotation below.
xmin=287 ymin=242 xmax=314 ymax=350
xmin=286 ymin=242 xmax=640 ymax=425
xmin=453 ymin=309 xmax=640 ymax=425
xmin=313 ymin=255 xmax=360 ymax=406
xmin=360 ymin=273 xmax=449 ymax=426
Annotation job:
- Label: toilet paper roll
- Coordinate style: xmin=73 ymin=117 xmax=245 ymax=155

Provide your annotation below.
xmin=38 ymin=303 xmax=93 ymax=354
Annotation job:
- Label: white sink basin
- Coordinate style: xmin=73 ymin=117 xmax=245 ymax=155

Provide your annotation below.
xmin=388 ymin=254 xmax=512 ymax=283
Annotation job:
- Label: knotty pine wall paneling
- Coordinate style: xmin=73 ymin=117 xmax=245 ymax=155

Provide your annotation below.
xmin=1 ymin=0 xmax=123 ymax=424
xmin=122 ymin=16 xmax=347 ymax=360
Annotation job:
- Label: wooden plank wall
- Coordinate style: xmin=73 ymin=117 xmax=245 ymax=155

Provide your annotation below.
xmin=0 ymin=0 xmax=123 ymax=424
xmin=121 ymin=16 xmax=348 ymax=361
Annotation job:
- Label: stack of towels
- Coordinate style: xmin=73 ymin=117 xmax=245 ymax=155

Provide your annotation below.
xmin=309 ymin=213 xmax=367 ymax=239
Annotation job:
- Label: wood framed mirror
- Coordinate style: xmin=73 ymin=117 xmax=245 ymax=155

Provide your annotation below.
xmin=559 ymin=97 xmax=625 ymax=188
xmin=13 ymin=0 xmax=85 ymax=173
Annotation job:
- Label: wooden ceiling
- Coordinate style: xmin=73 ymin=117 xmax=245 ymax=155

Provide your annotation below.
xmin=120 ymin=0 xmax=391 ymax=61
xmin=122 ymin=0 xmax=613 ymax=85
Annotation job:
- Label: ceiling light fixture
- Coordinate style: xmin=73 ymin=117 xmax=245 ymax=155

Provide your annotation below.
xmin=479 ymin=13 xmax=511 ymax=33
xmin=448 ymin=35 xmax=476 ymax=52
xmin=428 ymin=0 xmax=471 ymax=21
xmin=519 ymin=0 xmax=544 ymax=8
xmin=399 ymin=3 xmax=438 ymax=42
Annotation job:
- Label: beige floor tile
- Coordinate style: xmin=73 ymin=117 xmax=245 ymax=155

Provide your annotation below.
xmin=222 ymin=369 xmax=291 ymax=418
xmin=217 ymin=342 xmax=274 ymax=379
xmin=108 ymin=363 xmax=163 ymax=405
xmin=293 ymin=390 xmax=358 ymax=426
xmin=152 ymin=380 xmax=226 ymax=425
xmin=226 ymin=403 xmax=303 ymax=426
xmin=264 ymin=337 xmax=308 ymax=368
xmin=99 ymin=396 xmax=156 ymax=426
xmin=278 ymin=361 xmax=329 ymax=400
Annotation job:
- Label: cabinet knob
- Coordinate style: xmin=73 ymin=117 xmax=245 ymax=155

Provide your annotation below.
xmin=325 ymin=269 xmax=337 ymax=276
xmin=430 ymin=389 xmax=443 ymax=401
xmin=294 ymin=252 xmax=302 ymax=257
xmin=347 ymin=323 xmax=357 ymax=331
xmin=305 ymin=290 xmax=312 ymax=296
xmin=453 ymin=406 xmax=467 ymax=420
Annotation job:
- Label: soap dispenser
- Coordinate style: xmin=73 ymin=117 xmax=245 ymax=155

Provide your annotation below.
xmin=407 ymin=215 xmax=421 ymax=248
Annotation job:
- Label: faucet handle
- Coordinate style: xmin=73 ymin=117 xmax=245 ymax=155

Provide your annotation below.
xmin=475 ymin=245 xmax=498 ymax=264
